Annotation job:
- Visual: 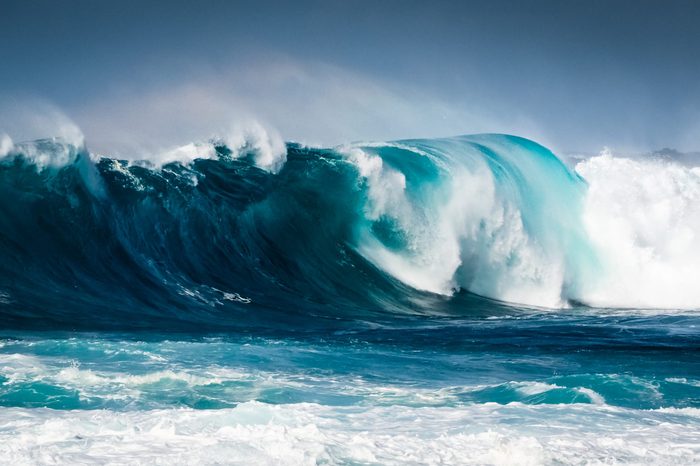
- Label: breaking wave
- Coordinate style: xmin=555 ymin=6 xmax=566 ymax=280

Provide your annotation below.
xmin=1 ymin=132 xmax=699 ymax=329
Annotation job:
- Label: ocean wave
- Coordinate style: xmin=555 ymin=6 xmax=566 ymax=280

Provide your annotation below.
xmin=1 ymin=133 xmax=699 ymax=329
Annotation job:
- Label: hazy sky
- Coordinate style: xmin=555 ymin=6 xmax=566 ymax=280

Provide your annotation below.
xmin=2 ymin=0 xmax=700 ymax=154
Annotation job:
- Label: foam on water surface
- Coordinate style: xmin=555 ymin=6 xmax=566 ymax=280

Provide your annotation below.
xmin=1 ymin=402 xmax=699 ymax=465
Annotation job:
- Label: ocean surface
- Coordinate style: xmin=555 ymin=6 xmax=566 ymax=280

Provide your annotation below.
xmin=1 ymin=133 xmax=699 ymax=464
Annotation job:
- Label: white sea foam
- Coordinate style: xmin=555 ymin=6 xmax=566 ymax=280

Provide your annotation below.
xmin=0 ymin=402 xmax=698 ymax=465
xmin=513 ymin=381 xmax=563 ymax=396
xmin=105 ymin=122 xmax=286 ymax=173
xmin=224 ymin=121 xmax=287 ymax=173
xmin=124 ymin=122 xmax=284 ymax=173
xmin=0 ymin=353 xmax=46 ymax=382
xmin=54 ymin=367 xmax=226 ymax=388
xmin=666 ymin=377 xmax=700 ymax=388
xmin=0 ymin=110 xmax=87 ymax=169
xmin=9 ymin=138 xmax=87 ymax=169
xmin=222 ymin=292 xmax=253 ymax=304
xmin=508 ymin=382 xmax=605 ymax=404
xmin=576 ymin=150 xmax=700 ymax=309
xmin=6 ymin=119 xmax=286 ymax=175
xmin=146 ymin=142 xmax=218 ymax=167
xmin=0 ymin=133 xmax=13 ymax=157
xmin=575 ymin=387 xmax=606 ymax=405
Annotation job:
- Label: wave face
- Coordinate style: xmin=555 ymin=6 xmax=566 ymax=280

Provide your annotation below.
xmin=0 ymin=134 xmax=699 ymax=330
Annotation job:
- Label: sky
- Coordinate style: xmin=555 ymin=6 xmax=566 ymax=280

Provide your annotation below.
xmin=1 ymin=0 xmax=700 ymax=155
